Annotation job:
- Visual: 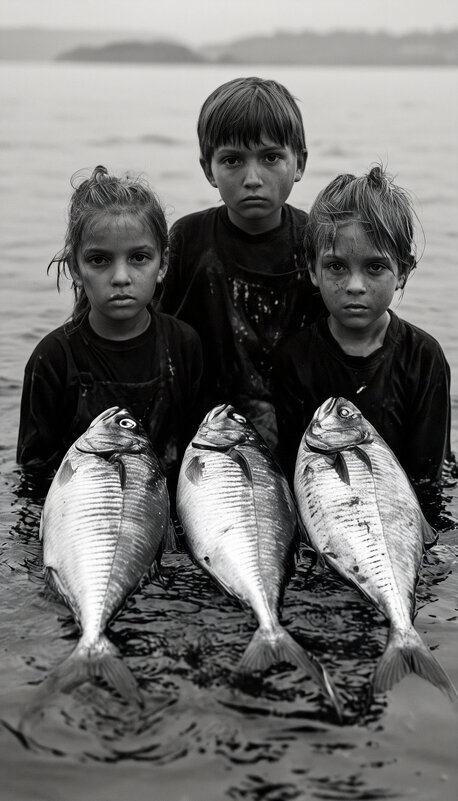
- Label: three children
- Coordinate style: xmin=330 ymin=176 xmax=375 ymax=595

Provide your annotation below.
xmin=17 ymin=78 xmax=453 ymax=498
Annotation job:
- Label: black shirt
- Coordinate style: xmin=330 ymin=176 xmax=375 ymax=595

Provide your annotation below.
xmin=160 ymin=204 xmax=325 ymax=447
xmin=272 ymin=311 xmax=452 ymax=484
xmin=17 ymin=309 xmax=202 ymax=481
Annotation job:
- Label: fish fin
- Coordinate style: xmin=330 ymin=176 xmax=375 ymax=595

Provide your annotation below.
xmin=373 ymin=626 xmax=458 ymax=704
xmin=328 ymin=452 xmax=350 ymax=485
xmin=163 ymin=518 xmax=179 ymax=552
xmin=353 ymin=446 xmax=373 ymax=473
xmin=185 ymin=455 xmax=205 ymax=485
xmin=227 ymin=448 xmax=252 ymax=483
xmin=109 ymin=454 xmax=127 ymax=490
xmin=421 ymin=515 xmax=438 ymax=550
xmin=56 ymin=458 xmax=75 ymax=487
xmin=238 ymin=627 xmax=342 ymax=720
xmin=44 ymin=566 xmax=69 ymax=604
xmin=23 ymin=635 xmax=142 ymax=723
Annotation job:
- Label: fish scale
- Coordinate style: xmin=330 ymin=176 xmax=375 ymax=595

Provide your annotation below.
xmin=295 ymin=396 xmax=457 ymax=703
xmin=31 ymin=406 xmax=170 ymax=712
xmin=177 ymin=404 xmax=342 ymax=717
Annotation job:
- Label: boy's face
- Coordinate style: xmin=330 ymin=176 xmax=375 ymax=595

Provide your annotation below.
xmin=201 ymin=138 xmax=306 ymax=234
xmin=310 ymin=220 xmax=404 ymax=339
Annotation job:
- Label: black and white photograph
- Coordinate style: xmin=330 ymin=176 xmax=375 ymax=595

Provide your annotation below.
xmin=1 ymin=1 xmax=457 ymax=799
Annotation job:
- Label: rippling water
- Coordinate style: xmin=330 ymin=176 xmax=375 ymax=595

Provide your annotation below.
xmin=0 ymin=63 xmax=457 ymax=801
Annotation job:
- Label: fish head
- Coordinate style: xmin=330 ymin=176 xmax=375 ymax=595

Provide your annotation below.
xmin=305 ymin=397 xmax=373 ymax=453
xmin=75 ymin=407 xmax=150 ymax=455
xmin=191 ymin=404 xmax=253 ymax=451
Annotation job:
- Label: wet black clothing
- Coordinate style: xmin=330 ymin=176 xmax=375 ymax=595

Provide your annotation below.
xmin=160 ymin=204 xmax=325 ymax=450
xmin=272 ymin=311 xmax=452 ymax=484
xmin=17 ymin=309 xmax=202 ymax=485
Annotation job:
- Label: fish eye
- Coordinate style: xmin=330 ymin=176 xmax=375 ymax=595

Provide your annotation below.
xmin=119 ymin=418 xmax=136 ymax=429
xmin=232 ymin=412 xmax=246 ymax=424
xmin=339 ymin=407 xmax=352 ymax=418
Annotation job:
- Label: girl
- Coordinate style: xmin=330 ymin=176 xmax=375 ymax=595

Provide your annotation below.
xmin=17 ymin=166 xmax=202 ymax=488
xmin=273 ymin=165 xmax=454 ymax=488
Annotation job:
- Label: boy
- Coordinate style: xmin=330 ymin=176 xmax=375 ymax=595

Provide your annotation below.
xmin=160 ymin=76 xmax=325 ymax=450
xmin=272 ymin=166 xmax=454 ymax=488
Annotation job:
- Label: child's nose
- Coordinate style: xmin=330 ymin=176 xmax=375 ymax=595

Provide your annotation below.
xmin=346 ymin=271 xmax=366 ymax=293
xmin=243 ymin=163 xmax=263 ymax=188
xmin=111 ymin=259 xmax=131 ymax=284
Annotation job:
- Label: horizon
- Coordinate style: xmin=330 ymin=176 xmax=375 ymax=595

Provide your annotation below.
xmin=1 ymin=0 xmax=457 ymax=47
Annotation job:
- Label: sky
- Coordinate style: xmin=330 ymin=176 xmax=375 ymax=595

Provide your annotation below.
xmin=1 ymin=0 xmax=457 ymax=46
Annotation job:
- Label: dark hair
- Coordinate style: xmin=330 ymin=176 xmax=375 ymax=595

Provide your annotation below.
xmin=197 ymin=76 xmax=306 ymax=165
xmin=49 ymin=165 xmax=168 ymax=323
xmin=305 ymin=165 xmax=418 ymax=279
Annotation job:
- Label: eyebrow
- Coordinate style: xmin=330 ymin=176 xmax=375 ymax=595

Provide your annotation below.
xmin=216 ymin=142 xmax=286 ymax=155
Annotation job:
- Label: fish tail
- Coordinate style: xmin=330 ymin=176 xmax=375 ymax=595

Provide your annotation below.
xmin=373 ymin=626 xmax=458 ymax=703
xmin=25 ymin=635 xmax=142 ymax=716
xmin=238 ymin=627 xmax=342 ymax=719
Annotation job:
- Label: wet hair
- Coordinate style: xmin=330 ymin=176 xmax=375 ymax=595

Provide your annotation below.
xmin=197 ymin=76 xmax=306 ymax=165
xmin=305 ymin=165 xmax=419 ymax=280
xmin=49 ymin=165 xmax=168 ymax=323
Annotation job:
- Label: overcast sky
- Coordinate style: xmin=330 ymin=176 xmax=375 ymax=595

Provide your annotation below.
xmin=1 ymin=0 xmax=457 ymax=46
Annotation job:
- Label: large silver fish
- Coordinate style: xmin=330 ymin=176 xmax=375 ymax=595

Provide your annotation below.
xmin=38 ymin=406 xmax=169 ymax=703
xmin=294 ymin=396 xmax=457 ymax=702
xmin=177 ymin=404 xmax=341 ymax=714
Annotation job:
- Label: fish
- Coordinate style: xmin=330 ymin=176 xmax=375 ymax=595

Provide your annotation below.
xmin=176 ymin=403 xmax=341 ymax=715
xmin=37 ymin=406 xmax=170 ymax=704
xmin=294 ymin=396 xmax=458 ymax=703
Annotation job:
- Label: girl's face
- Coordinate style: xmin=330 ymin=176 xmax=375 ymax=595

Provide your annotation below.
xmin=310 ymin=220 xmax=404 ymax=340
xmin=74 ymin=212 xmax=167 ymax=340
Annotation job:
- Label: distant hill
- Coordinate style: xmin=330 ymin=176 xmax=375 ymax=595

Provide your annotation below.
xmin=0 ymin=27 xmax=156 ymax=61
xmin=0 ymin=26 xmax=457 ymax=65
xmin=57 ymin=40 xmax=205 ymax=63
xmin=203 ymin=29 xmax=458 ymax=65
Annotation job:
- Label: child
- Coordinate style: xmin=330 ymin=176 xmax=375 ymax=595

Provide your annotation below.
xmin=160 ymin=76 xmax=325 ymax=451
xmin=17 ymin=165 xmax=202 ymax=488
xmin=273 ymin=165 xmax=454 ymax=487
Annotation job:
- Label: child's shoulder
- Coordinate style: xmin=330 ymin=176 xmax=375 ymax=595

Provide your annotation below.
xmin=23 ymin=321 xmax=77 ymax=375
xmin=171 ymin=206 xmax=221 ymax=235
xmin=155 ymin=309 xmax=201 ymax=348
xmin=392 ymin=312 xmax=446 ymax=357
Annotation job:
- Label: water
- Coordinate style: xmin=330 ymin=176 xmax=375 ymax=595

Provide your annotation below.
xmin=1 ymin=63 xmax=457 ymax=801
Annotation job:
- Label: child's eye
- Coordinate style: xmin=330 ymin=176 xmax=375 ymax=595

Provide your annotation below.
xmin=88 ymin=255 xmax=109 ymax=266
xmin=367 ymin=263 xmax=387 ymax=274
xmin=264 ymin=153 xmax=280 ymax=164
xmin=222 ymin=156 xmax=241 ymax=167
xmin=326 ymin=262 xmax=346 ymax=274
xmin=131 ymin=253 xmax=149 ymax=264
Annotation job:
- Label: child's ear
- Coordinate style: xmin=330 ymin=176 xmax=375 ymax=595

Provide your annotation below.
xmin=294 ymin=148 xmax=308 ymax=182
xmin=396 ymin=272 xmax=406 ymax=290
xmin=308 ymin=264 xmax=319 ymax=287
xmin=69 ymin=262 xmax=83 ymax=287
xmin=157 ymin=248 xmax=169 ymax=283
xmin=200 ymin=157 xmax=217 ymax=188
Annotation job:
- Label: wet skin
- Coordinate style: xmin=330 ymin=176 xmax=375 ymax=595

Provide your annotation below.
xmin=202 ymin=138 xmax=306 ymax=235
xmin=310 ymin=220 xmax=405 ymax=357
xmin=74 ymin=212 xmax=167 ymax=340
